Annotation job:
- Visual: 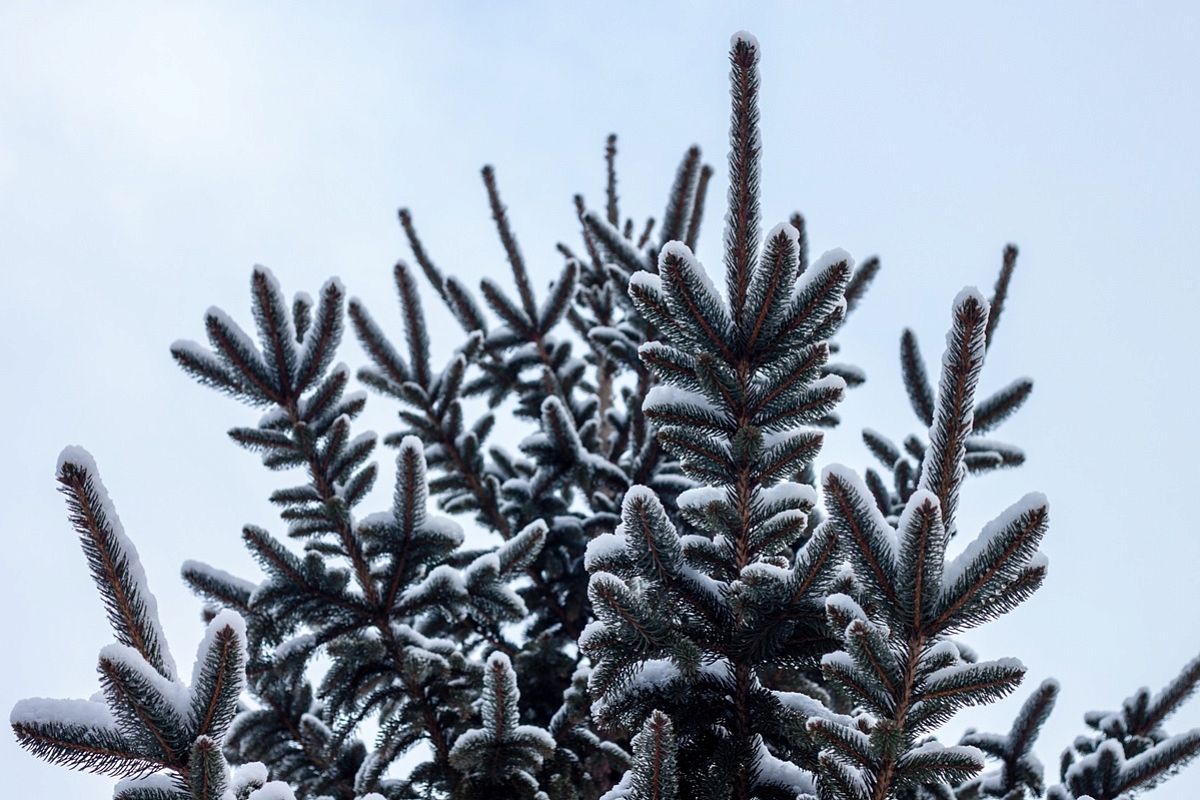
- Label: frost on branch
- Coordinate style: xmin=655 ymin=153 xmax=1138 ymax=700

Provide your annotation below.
xmin=1052 ymin=651 xmax=1200 ymax=800
xmin=812 ymin=291 xmax=1048 ymax=800
xmin=12 ymin=450 xmax=247 ymax=800
xmin=449 ymin=653 xmax=555 ymax=799
xmin=862 ymin=248 xmax=1033 ymax=528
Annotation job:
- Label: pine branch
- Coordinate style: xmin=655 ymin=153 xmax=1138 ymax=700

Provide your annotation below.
xmin=1142 ymin=652 xmax=1200 ymax=735
xmin=900 ymin=329 xmax=935 ymax=427
xmin=724 ymin=32 xmax=763 ymax=322
xmin=482 ymin=164 xmax=539 ymax=320
xmin=659 ymin=145 xmax=702 ymax=250
xmin=606 ymin=133 xmax=620 ymax=226
xmin=917 ymin=290 xmax=989 ymax=535
xmin=684 ymin=164 xmax=713 ymax=251
xmin=790 ymin=212 xmax=809 ymax=275
xmin=56 ymin=449 xmax=177 ymax=681
xmin=844 ymin=256 xmax=881 ymax=318
xmin=985 ymin=244 xmax=1018 ymax=349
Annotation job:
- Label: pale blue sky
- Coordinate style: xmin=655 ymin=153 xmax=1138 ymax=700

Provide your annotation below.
xmin=3 ymin=2 xmax=1198 ymax=796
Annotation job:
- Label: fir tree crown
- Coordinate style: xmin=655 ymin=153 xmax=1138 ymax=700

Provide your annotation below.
xmin=12 ymin=30 xmax=1200 ymax=800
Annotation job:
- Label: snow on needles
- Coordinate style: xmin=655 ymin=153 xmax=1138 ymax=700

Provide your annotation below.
xmin=627 ymin=271 xmax=662 ymax=294
xmin=678 ymin=486 xmax=727 ymax=511
xmin=232 ymin=762 xmax=270 ymax=793
xmin=753 ymin=738 xmax=815 ymax=794
xmin=189 ymin=608 xmax=248 ymax=688
xmin=584 ymin=532 xmax=628 ymax=571
xmin=730 ymin=30 xmax=760 ymax=50
xmin=114 ymin=774 xmax=178 ymax=795
xmin=793 ymin=248 xmax=855 ymax=303
xmin=940 ymin=491 xmax=1049 ymax=594
xmin=822 ymin=463 xmax=898 ymax=560
xmin=56 ymin=446 xmax=179 ymax=681
xmin=643 ymin=384 xmax=721 ymax=415
xmin=99 ymin=642 xmax=191 ymax=719
xmin=758 ymin=481 xmax=816 ymax=508
xmin=659 ymin=240 xmax=725 ymax=307
xmin=180 ymin=559 xmax=258 ymax=596
xmin=248 ymin=782 xmax=298 ymax=800
xmin=10 ymin=696 xmax=115 ymax=727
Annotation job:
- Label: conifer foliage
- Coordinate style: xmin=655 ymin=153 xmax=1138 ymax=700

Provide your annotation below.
xmin=811 ymin=288 xmax=1049 ymax=800
xmin=12 ymin=450 xmax=256 ymax=800
xmin=583 ymin=31 xmax=854 ymax=800
xmin=1050 ymin=653 xmax=1200 ymax=800
xmin=12 ymin=30 xmax=1200 ymax=800
xmin=861 ymin=246 xmax=1032 ymax=526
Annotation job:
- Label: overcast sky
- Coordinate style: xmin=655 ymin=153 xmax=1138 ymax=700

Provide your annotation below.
xmin=3 ymin=2 xmax=1199 ymax=796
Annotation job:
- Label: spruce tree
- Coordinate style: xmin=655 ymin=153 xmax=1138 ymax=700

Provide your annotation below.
xmin=12 ymin=30 xmax=1200 ymax=800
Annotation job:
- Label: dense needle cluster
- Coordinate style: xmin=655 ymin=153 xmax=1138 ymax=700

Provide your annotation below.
xmin=12 ymin=31 xmax=1200 ymax=800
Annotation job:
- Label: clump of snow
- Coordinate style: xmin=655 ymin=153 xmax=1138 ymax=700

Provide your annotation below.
xmin=10 ymin=697 xmax=114 ymax=727
xmin=465 ymin=553 xmax=500 ymax=584
xmin=923 ymin=640 xmax=963 ymax=665
xmin=909 ymin=739 xmax=986 ymax=769
xmin=634 ymin=659 xmax=682 ymax=685
xmin=585 ymin=533 xmax=628 ymax=571
xmin=517 ymin=724 xmax=556 ymax=752
xmin=753 ymin=737 xmax=815 ymax=793
xmin=232 ymin=761 xmax=269 ymax=792
xmin=114 ymin=774 xmax=178 ymax=795
xmin=740 ymin=562 xmax=789 ymax=583
xmin=678 ymin=486 xmax=727 ymax=511
xmin=731 ymin=30 xmax=760 ymax=49
xmin=400 ymin=564 xmax=467 ymax=607
xmin=624 ymin=482 xmax=662 ymax=506
xmin=628 ymin=271 xmax=663 ymax=294
xmin=951 ymin=286 xmax=989 ymax=314
xmin=644 ymin=384 xmax=720 ymax=415
xmin=812 ymin=373 xmax=847 ymax=395
xmin=895 ymin=489 xmax=942 ymax=537
xmin=766 ymin=221 xmax=800 ymax=245
xmin=248 ymin=782 xmax=297 ymax=800
xmin=774 ymin=690 xmax=856 ymax=727
xmin=423 ymin=516 xmax=465 ymax=547
xmin=793 ymin=249 xmax=855 ymax=301
xmin=659 ymin=240 xmax=696 ymax=263
xmin=925 ymin=657 xmax=1025 ymax=688
xmin=821 ymin=650 xmax=858 ymax=674
xmin=825 ymin=593 xmax=867 ymax=625
xmin=758 ymin=481 xmax=816 ymax=507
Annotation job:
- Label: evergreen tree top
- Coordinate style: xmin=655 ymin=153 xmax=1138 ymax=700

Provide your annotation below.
xmin=11 ymin=29 xmax=1199 ymax=800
